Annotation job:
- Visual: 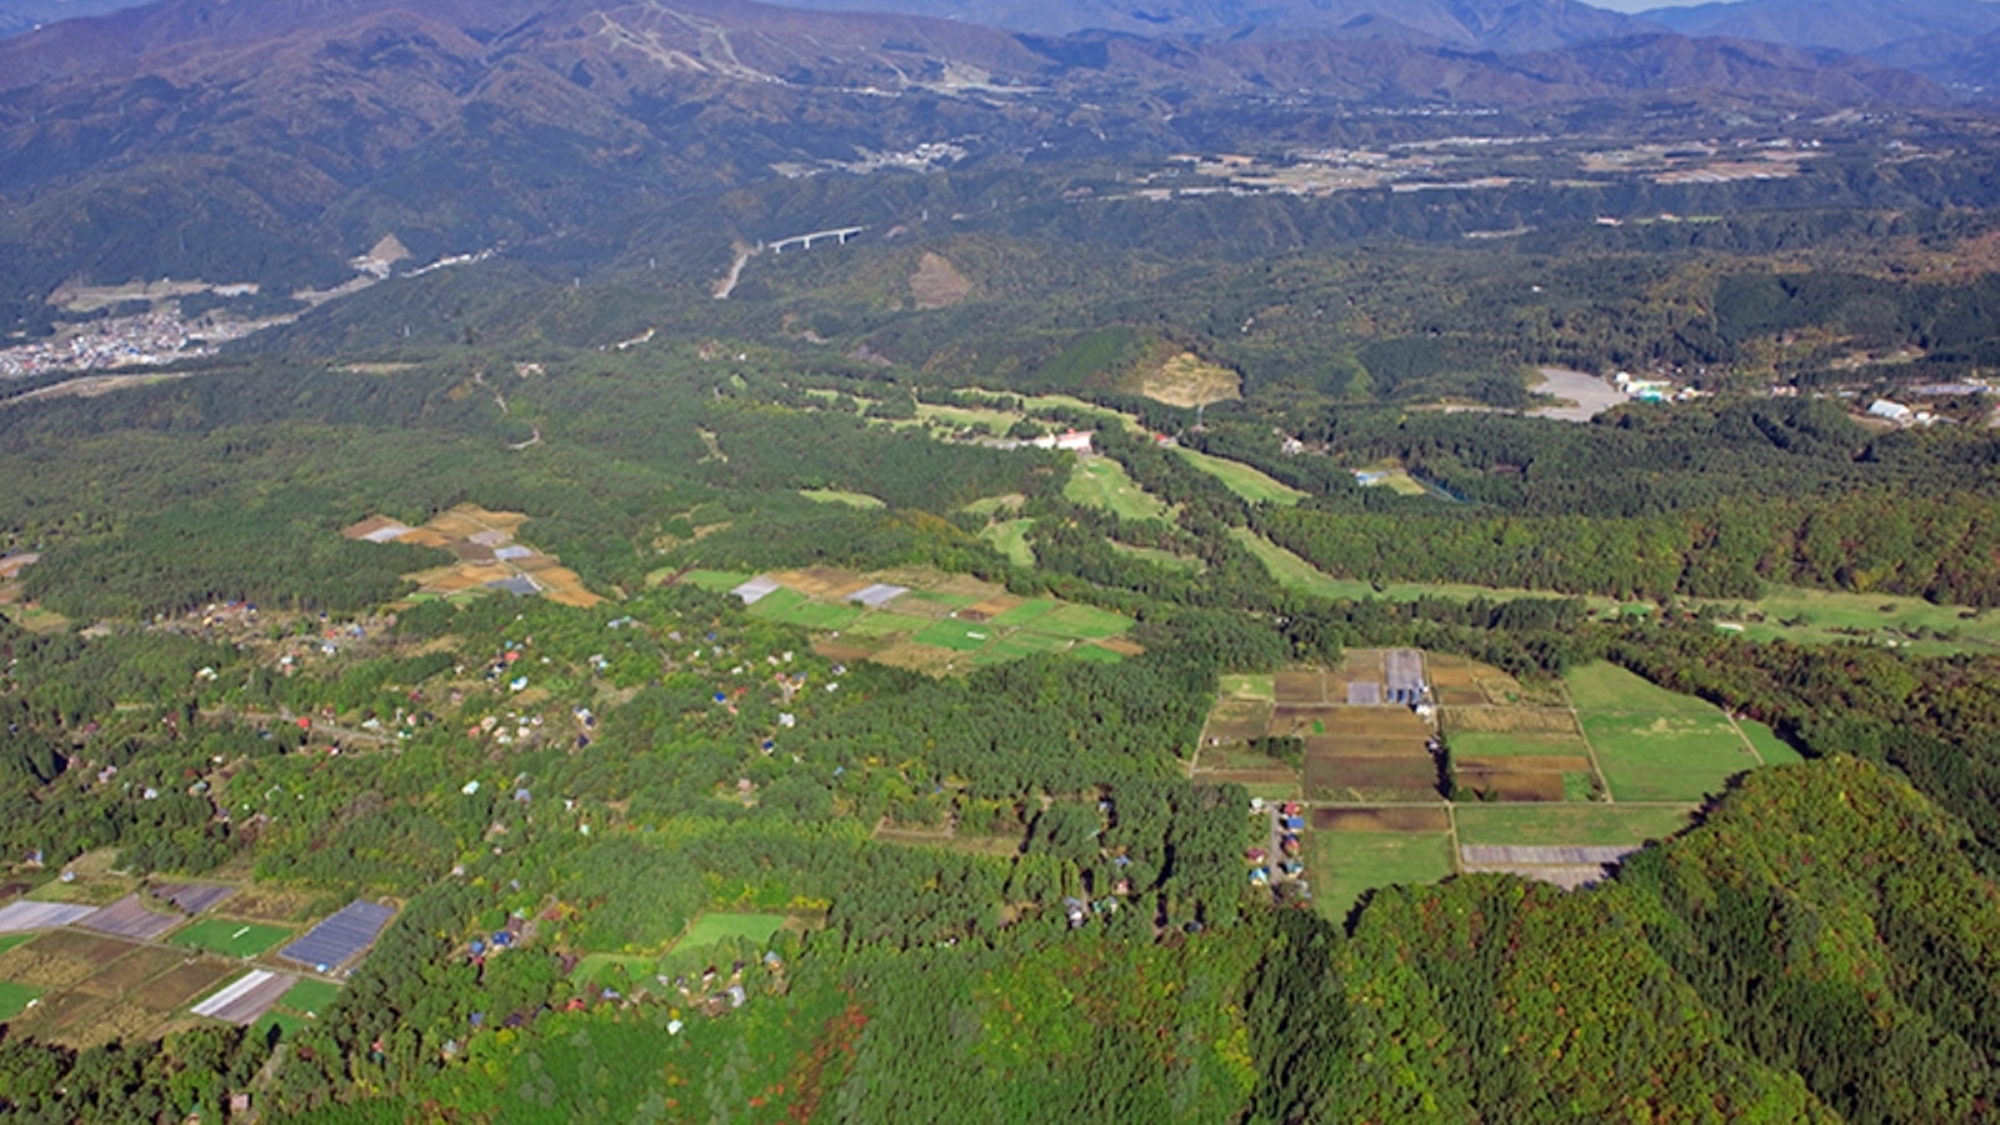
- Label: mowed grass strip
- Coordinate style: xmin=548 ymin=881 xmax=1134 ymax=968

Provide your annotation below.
xmin=1564 ymin=663 xmax=1717 ymax=715
xmin=1582 ymin=713 xmax=1761 ymax=803
xmin=1311 ymin=832 xmax=1457 ymax=920
xmin=1064 ymin=458 xmax=1172 ymax=521
xmin=0 ymin=933 xmax=34 ymax=957
xmin=1171 ymin=447 xmax=1307 ymax=506
xmin=1738 ymin=719 xmax=1808 ymax=765
xmin=1452 ymin=804 xmax=1697 ymax=847
xmin=171 ymin=919 xmax=292 ymax=959
xmin=981 ymin=519 xmax=1036 ymax=569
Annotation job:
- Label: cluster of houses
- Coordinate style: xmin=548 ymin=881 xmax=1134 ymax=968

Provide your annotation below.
xmin=1249 ymin=802 xmax=1309 ymax=888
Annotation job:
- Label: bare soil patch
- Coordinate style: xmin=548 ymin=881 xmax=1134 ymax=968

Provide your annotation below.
xmin=1137 ymin=352 xmax=1241 ymax=409
xmin=1312 ymin=808 xmax=1452 ymax=833
xmin=220 ymin=888 xmax=320 ymax=924
xmin=1204 ymin=700 xmax=1274 ymax=743
xmin=1274 ymin=672 xmax=1325 ymax=704
xmin=910 ymin=253 xmax=974 ymax=310
xmin=76 ymin=946 xmax=184 ymax=998
xmin=1457 ymin=771 xmax=1566 ymax=801
xmin=135 ymin=960 xmax=231 ymax=1011
xmin=1455 ymin=755 xmax=1591 ymax=773
xmin=1305 ymin=755 xmax=1440 ymax=795
xmin=1446 ymin=708 xmax=1581 ymax=735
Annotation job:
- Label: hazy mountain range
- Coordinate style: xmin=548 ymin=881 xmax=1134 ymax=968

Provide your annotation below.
xmin=0 ymin=0 xmax=1980 ymax=311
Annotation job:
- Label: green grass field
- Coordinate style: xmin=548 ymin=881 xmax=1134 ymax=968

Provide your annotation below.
xmin=171 ymin=919 xmax=293 ymax=959
xmin=0 ymin=933 xmax=35 ymax=957
xmin=1036 ymin=604 xmax=1132 ymax=641
xmin=839 ymin=613 xmax=913 ymax=639
xmin=798 ymin=488 xmax=886 ymax=509
xmin=743 ymin=587 xmax=808 ymax=619
xmin=1452 ymin=804 xmax=1697 ymax=847
xmin=915 ymin=404 xmax=1024 ymax=432
xmin=0 ymin=981 xmax=42 ymax=1021
xmin=280 ymin=978 xmax=343 ymax=1017
xmin=981 ymin=519 xmax=1036 ymax=568
xmin=989 ymin=598 xmax=1063 ymax=629
xmin=1356 ymin=466 xmax=1431 ymax=497
xmin=1064 ymin=459 xmax=1172 ymax=521
xmin=1444 ymin=730 xmax=1591 ymax=757
xmin=1219 ymin=674 xmax=1275 ymax=701
xmin=992 ymin=631 xmax=1073 ymax=656
xmin=913 ymin=620 xmax=1000 ymax=652
xmin=678 ymin=913 xmax=788 ymax=950
xmin=1581 ymin=714 xmax=1758 ymax=802
xmin=1563 ymin=663 xmax=1717 ymax=715
xmin=1071 ymin=644 xmax=1126 ymax=663
xmin=252 ymin=1011 xmax=309 ymax=1040
xmin=771 ymin=600 xmax=866 ymax=630
xmin=1739 ymin=719 xmax=1808 ymax=766
xmin=959 ymin=494 xmax=1026 ymax=517
xmin=674 ymin=569 xmax=754 ymax=592
xmin=1171 ymin=447 xmax=1306 ymax=506
xmin=1703 ymin=585 xmax=2000 ymax=655
xmin=1232 ymin=530 xmax=1370 ymax=598
xmin=1311 ymin=832 xmax=1458 ymax=920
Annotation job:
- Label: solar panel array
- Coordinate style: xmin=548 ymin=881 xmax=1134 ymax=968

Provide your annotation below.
xmin=280 ymin=901 xmax=396 ymax=970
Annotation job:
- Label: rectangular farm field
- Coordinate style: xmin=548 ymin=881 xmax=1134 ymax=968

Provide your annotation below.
xmin=912 ymin=620 xmax=998 ymax=652
xmin=1311 ymin=832 xmax=1457 ymax=920
xmin=1582 ymin=713 xmax=1760 ymax=803
xmin=1564 ymin=663 xmax=1718 ymax=715
xmin=771 ymin=601 xmax=866 ymax=630
xmin=987 ymin=598 xmax=1064 ymax=629
xmin=1452 ymin=804 xmax=1697 ymax=848
xmin=1305 ymin=755 xmax=1440 ymax=800
xmin=1445 ymin=730 xmax=1590 ymax=758
xmin=173 ymin=919 xmax=293 ymax=959
xmin=1035 ymin=604 xmax=1130 ymax=641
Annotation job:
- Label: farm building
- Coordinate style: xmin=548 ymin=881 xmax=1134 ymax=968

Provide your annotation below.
xmin=1868 ymin=399 xmax=1913 ymax=423
xmin=1030 ymin=429 xmax=1094 ymax=453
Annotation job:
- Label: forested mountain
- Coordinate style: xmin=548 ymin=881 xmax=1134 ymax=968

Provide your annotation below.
xmin=770 ymin=0 xmax=1665 ymax=49
xmin=0 ymin=0 xmax=1952 ymax=306
xmin=6 ymin=0 xmax=2000 ymax=1119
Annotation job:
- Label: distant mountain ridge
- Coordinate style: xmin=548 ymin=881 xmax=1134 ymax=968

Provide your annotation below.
xmin=0 ymin=0 xmax=145 ymax=38
xmin=764 ymin=0 xmax=1666 ymax=51
xmin=1640 ymin=0 xmax=2000 ymax=89
xmin=0 ymin=0 xmax=1957 ymax=306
